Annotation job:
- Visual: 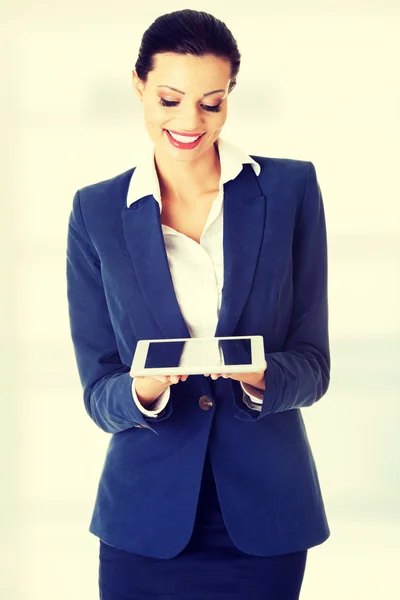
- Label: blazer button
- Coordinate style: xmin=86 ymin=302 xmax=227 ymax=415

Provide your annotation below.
xmin=199 ymin=395 xmax=214 ymax=410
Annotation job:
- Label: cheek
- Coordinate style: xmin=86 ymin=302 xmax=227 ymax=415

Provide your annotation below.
xmin=214 ymin=102 xmax=228 ymax=121
xmin=143 ymin=102 xmax=166 ymax=127
xmin=212 ymin=110 xmax=227 ymax=131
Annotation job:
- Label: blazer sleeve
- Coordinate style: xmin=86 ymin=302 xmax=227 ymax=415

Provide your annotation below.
xmin=235 ymin=161 xmax=330 ymax=422
xmin=66 ymin=189 xmax=173 ymax=435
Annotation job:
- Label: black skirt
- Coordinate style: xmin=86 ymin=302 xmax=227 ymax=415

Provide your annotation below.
xmin=99 ymin=450 xmax=307 ymax=599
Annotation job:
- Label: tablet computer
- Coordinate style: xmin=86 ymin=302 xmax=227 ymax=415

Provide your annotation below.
xmin=130 ymin=335 xmax=265 ymax=377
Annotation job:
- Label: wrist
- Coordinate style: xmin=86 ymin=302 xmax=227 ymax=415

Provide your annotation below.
xmin=134 ymin=378 xmax=169 ymax=408
xmin=247 ymin=371 xmax=266 ymax=391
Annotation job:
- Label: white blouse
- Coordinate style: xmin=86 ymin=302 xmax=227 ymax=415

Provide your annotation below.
xmin=128 ymin=136 xmax=265 ymax=416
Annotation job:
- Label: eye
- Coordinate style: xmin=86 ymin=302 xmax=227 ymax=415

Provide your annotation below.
xmin=159 ymin=98 xmax=222 ymax=113
xmin=160 ymin=99 xmax=179 ymax=108
xmin=203 ymin=104 xmax=222 ymax=113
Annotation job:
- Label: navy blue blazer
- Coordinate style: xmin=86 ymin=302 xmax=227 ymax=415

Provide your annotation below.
xmin=66 ymin=156 xmax=331 ymax=559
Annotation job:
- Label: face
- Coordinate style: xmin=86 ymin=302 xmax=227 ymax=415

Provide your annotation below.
xmin=132 ymin=52 xmax=232 ymax=162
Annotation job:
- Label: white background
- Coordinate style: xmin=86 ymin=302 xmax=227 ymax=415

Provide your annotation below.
xmin=1 ymin=1 xmax=399 ymax=598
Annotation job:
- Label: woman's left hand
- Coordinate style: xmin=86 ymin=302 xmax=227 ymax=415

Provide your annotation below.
xmin=203 ymin=359 xmax=267 ymax=389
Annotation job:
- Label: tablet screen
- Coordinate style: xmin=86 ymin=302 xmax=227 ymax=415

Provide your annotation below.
xmin=144 ymin=337 xmax=252 ymax=370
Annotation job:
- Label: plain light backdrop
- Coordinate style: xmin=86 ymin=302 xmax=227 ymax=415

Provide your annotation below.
xmin=1 ymin=1 xmax=399 ymax=598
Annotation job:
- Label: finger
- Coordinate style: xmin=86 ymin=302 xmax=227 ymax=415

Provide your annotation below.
xmin=153 ymin=376 xmax=169 ymax=383
xmin=154 ymin=376 xmax=175 ymax=384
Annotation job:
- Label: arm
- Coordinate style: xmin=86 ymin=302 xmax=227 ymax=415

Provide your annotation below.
xmin=66 ymin=189 xmax=173 ymax=435
xmin=234 ymin=161 xmax=330 ymax=421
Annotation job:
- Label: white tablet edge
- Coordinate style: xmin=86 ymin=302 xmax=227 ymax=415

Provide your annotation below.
xmin=130 ymin=335 xmax=265 ymax=378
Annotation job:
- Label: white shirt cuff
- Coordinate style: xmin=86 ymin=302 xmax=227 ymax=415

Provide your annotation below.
xmin=131 ymin=379 xmax=171 ymax=417
xmin=240 ymin=381 xmax=264 ymax=411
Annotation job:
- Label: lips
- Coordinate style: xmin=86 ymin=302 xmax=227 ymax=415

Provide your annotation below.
xmin=164 ymin=129 xmax=205 ymax=150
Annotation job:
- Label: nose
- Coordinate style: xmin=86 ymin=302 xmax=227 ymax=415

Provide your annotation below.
xmin=177 ymin=104 xmax=204 ymax=132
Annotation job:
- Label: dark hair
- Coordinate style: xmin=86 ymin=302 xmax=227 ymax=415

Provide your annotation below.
xmin=134 ymin=9 xmax=241 ymax=93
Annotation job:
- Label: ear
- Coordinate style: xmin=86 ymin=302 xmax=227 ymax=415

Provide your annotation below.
xmin=228 ymin=79 xmax=237 ymax=94
xmin=132 ymin=70 xmax=145 ymax=102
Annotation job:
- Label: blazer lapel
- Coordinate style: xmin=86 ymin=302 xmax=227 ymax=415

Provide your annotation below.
xmin=122 ymin=193 xmax=190 ymax=339
xmin=214 ymin=165 xmax=266 ymax=337
xmin=121 ymin=164 xmax=266 ymax=340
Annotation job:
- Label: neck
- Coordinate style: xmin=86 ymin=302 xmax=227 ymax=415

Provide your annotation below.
xmin=154 ymin=140 xmax=221 ymax=204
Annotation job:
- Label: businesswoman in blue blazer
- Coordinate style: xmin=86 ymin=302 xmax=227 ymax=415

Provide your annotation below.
xmin=66 ymin=9 xmax=330 ymax=600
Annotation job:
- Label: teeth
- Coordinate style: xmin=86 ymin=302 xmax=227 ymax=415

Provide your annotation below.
xmin=167 ymin=130 xmax=201 ymax=143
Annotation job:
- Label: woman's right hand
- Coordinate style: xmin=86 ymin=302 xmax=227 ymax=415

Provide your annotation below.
xmin=134 ymin=374 xmax=189 ymax=409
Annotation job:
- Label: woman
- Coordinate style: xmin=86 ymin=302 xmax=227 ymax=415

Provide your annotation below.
xmin=66 ymin=9 xmax=330 ymax=600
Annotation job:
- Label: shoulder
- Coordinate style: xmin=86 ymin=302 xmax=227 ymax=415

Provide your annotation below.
xmin=250 ymin=154 xmax=313 ymax=196
xmin=250 ymin=154 xmax=310 ymax=178
xmin=79 ymin=166 xmax=135 ymax=195
xmin=76 ymin=167 xmax=136 ymax=214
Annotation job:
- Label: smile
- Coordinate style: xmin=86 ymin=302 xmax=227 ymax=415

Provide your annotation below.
xmin=164 ymin=129 xmax=205 ymax=150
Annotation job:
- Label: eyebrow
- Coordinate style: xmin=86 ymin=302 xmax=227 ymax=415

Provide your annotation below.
xmin=157 ymin=85 xmax=225 ymax=97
